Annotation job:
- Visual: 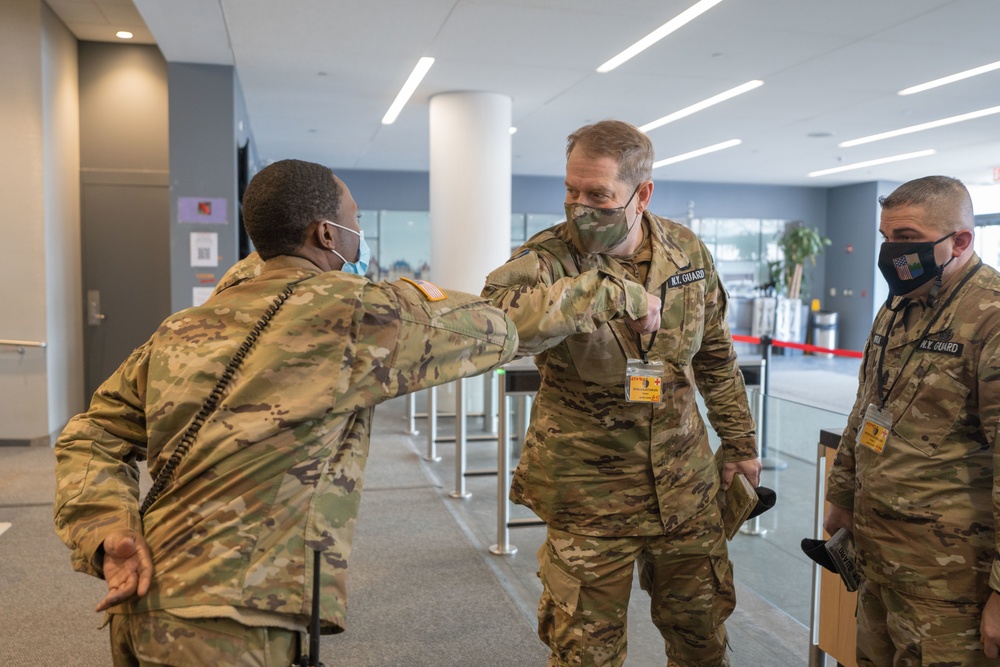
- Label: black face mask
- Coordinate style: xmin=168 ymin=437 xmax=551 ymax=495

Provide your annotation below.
xmin=876 ymin=232 xmax=955 ymax=296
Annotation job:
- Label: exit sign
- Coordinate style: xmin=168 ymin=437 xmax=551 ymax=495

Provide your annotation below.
xmin=995 ymin=166 xmax=1000 ymax=182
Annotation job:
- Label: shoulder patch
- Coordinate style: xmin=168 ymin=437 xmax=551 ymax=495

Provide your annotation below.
xmin=401 ymin=277 xmax=447 ymax=301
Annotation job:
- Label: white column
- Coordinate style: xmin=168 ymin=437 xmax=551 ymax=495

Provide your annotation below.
xmin=429 ymin=92 xmax=512 ymax=295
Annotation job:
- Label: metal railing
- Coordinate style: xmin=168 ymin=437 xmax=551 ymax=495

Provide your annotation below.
xmin=0 ymin=339 xmax=47 ymax=351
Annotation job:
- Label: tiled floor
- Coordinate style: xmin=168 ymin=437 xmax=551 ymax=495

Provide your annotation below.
xmin=404 ymin=351 xmax=862 ymax=666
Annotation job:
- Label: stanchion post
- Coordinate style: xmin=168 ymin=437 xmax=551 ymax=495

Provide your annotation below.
xmin=450 ymin=378 xmax=472 ymax=499
xmin=405 ymin=392 xmax=419 ymax=435
xmin=759 ymin=335 xmax=787 ymax=471
xmin=424 ymin=386 xmax=442 ymax=463
xmin=490 ymin=369 xmax=517 ymax=555
xmin=483 ymin=370 xmax=496 ymax=434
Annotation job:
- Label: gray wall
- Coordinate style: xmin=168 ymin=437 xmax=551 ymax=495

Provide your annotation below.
xmin=168 ymin=63 xmax=243 ymax=312
xmin=824 ymin=181 xmax=900 ymax=351
xmin=79 ymin=41 xmax=171 ymax=398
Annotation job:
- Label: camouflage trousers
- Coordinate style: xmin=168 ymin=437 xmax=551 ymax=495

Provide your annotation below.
xmin=857 ymin=579 xmax=989 ymax=666
xmin=109 ymin=611 xmax=299 ymax=667
xmin=537 ymin=507 xmax=734 ymax=667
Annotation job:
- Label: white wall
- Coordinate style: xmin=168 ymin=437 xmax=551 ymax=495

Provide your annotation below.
xmin=0 ymin=0 xmax=49 ymax=443
xmin=42 ymin=2 xmax=84 ymax=436
xmin=0 ymin=0 xmax=82 ymax=444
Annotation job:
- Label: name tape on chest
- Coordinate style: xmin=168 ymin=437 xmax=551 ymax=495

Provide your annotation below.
xmin=917 ymin=338 xmax=964 ymax=356
xmin=668 ymin=268 xmax=706 ymax=288
xmin=400 ymin=277 xmax=447 ymax=301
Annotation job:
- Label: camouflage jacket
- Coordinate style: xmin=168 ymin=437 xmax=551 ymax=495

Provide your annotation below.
xmin=54 ymin=255 xmax=518 ymax=632
xmin=482 ymin=212 xmax=757 ymax=536
xmin=827 ymin=255 xmax=1000 ymax=602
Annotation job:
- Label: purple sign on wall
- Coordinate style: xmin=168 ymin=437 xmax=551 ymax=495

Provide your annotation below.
xmin=178 ymin=197 xmax=228 ymax=224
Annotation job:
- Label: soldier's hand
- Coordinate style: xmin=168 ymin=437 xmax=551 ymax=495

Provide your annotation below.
xmin=626 ymin=293 xmax=661 ymax=334
xmin=823 ymin=504 xmax=854 ymax=537
xmin=96 ymin=530 xmax=153 ymax=612
xmin=722 ymin=458 xmax=761 ymax=490
xmin=982 ymin=591 xmax=1000 ymax=659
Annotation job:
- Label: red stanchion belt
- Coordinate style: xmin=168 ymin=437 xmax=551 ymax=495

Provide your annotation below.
xmin=731 ymin=334 xmax=863 ymax=359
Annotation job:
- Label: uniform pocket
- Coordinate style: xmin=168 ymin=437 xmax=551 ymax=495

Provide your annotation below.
xmin=919 ymin=628 xmax=981 ymax=666
xmin=710 ymin=554 xmax=737 ymax=625
xmin=565 ymin=323 xmax=626 ymax=386
xmin=538 ymin=547 xmax=582 ymax=617
xmin=893 ymin=363 xmax=969 ymax=457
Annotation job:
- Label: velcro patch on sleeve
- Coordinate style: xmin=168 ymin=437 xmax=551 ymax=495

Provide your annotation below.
xmin=401 ymin=277 xmax=447 ymax=301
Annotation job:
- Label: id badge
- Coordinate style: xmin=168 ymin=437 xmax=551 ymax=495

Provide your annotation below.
xmin=625 ymin=359 xmax=664 ymax=403
xmin=856 ymin=403 xmax=893 ymax=454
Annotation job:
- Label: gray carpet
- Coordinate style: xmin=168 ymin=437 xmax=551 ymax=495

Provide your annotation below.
xmin=0 ymin=398 xmax=545 ymax=666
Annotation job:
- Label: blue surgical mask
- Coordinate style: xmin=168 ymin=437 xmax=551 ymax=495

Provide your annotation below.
xmin=325 ymin=220 xmax=371 ymax=276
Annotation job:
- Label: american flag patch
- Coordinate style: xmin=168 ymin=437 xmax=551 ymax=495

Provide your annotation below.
xmin=893 ymin=253 xmax=923 ymax=280
xmin=401 ymin=277 xmax=447 ymax=301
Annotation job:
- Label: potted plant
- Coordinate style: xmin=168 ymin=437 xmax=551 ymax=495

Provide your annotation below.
xmin=775 ymin=224 xmax=830 ymax=300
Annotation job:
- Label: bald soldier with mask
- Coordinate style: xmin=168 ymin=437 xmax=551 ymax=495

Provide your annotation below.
xmin=825 ymin=175 xmax=1000 ymax=666
xmin=54 ymin=159 xmax=518 ymax=665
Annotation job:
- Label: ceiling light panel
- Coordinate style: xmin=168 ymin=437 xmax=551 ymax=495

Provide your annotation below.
xmin=808 ymin=149 xmax=936 ymax=177
xmin=898 ymin=60 xmax=1000 ymax=95
xmin=597 ymin=0 xmax=727 ymax=73
xmin=839 ymin=105 xmax=1000 ymax=147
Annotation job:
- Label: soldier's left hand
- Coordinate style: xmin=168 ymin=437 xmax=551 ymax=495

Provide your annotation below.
xmin=981 ymin=591 xmax=1000 ymax=659
xmin=95 ymin=529 xmax=153 ymax=612
xmin=722 ymin=458 xmax=761 ymax=490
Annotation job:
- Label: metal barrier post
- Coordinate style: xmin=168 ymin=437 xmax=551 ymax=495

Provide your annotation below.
xmin=405 ymin=392 xmax=419 ymax=435
xmin=490 ymin=360 xmax=545 ymax=556
xmin=760 ymin=335 xmax=787 ymax=471
xmin=424 ymin=386 xmax=442 ymax=462
xmin=483 ymin=370 xmax=496 ymax=434
xmin=450 ymin=378 xmax=472 ymax=499
xmin=489 ymin=371 xmax=516 ymax=555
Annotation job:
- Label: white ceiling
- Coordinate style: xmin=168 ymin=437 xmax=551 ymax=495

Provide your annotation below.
xmin=48 ymin=0 xmax=1000 ymax=188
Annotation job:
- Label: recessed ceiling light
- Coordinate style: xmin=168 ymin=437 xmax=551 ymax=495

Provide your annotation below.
xmin=597 ymin=0 xmax=727 ymax=73
xmin=807 ymin=149 xmax=935 ymax=177
xmin=639 ymin=80 xmax=763 ymax=133
xmin=839 ymin=105 xmax=1000 ymax=147
xmin=509 ymin=127 xmax=517 ymax=135
xmin=653 ymin=139 xmax=741 ymax=168
xmin=116 ymin=31 xmax=133 ymax=39
xmin=899 ymin=59 xmax=1000 ymax=95
xmin=382 ymin=57 xmax=435 ymax=125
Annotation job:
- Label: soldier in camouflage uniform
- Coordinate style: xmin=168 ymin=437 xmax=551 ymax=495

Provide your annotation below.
xmin=482 ymin=120 xmax=760 ymax=667
xmin=825 ymin=176 xmax=1000 ymax=666
xmin=53 ymin=159 xmax=518 ymax=665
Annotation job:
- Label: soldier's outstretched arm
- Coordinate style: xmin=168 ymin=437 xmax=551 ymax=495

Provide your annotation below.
xmin=481 ymin=250 xmax=648 ymax=356
xmin=330 ymin=279 xmax=519 ymax=412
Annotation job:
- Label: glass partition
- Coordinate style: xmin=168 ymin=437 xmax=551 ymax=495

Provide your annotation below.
xmin=700 ymin=387 xmax=849 ymax=627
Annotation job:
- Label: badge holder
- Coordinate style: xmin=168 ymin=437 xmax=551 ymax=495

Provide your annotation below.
xmin=625 ymin=359 xmax=664 ymax=403
xmin=857 ymin=403 xmax=892 ymax=454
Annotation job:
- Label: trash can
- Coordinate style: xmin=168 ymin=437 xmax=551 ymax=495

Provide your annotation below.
xmin=812 ymin=311 xmax=837 ymax=357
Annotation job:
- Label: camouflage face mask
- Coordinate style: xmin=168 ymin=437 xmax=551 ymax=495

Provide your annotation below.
xmin=564 ymin=185 xmax=640 ymax=256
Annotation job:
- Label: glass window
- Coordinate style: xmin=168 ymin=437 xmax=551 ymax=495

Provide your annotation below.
xmin=974 ymin=223 xmax=1000 ymax=270
xmin=526 ymin=213 xmax=562 ymax=239
xmin=511 ymin=214 xmax=526 ymax=246
xmin=378 ymin=211 xmax=431 ymax=282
